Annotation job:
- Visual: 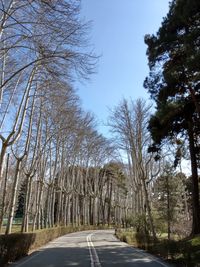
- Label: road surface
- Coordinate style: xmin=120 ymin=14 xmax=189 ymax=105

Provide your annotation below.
xmin=10 ymin=230 xmax=171 ymax=267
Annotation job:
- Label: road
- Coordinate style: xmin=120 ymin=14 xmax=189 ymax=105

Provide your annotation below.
xmin=10 ymin=230 xmax=171 ymax=267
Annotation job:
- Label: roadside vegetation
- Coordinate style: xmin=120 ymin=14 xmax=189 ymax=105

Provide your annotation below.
xmin=116 ymin=228 xmax=200 ymax=267
xmin=0 ymin=1 xmax=200 ymax=267
xmin=0 ymin=224 xmax=109 ymax=266
xmin=113 ymin=1 xmax=200 ymax=266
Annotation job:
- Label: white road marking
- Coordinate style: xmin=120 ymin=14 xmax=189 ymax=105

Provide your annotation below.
xmin=87 ymin=235 xmax=94 ymax=267
xmin=12 ymin=230 xmax=170 ymax=267
xmin=87 ymin=233 xmax=101 ymax=267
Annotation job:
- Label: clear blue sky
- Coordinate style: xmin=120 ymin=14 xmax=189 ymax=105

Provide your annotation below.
xmin=77 ymin=0 xmax=170 ymax=136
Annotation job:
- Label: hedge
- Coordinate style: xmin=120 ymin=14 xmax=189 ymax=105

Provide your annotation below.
xmin=0 ymin=225 xmax=108 ymax=266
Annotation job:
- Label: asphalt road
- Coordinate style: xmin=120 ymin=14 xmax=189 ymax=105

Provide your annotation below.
xmin=10 ymin=230 xmax=171 ymax=267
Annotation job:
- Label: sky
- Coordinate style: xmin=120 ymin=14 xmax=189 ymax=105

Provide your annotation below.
xmin=77 ymin=0 xmax=170 ymax=136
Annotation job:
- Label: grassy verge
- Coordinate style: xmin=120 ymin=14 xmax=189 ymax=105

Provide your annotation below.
xmin=116 ymin=229 xmax=200 ymax=267
xmin=0 ymin=224 xmax=109 ymax=266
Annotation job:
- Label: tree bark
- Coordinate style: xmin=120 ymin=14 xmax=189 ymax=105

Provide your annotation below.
xmin=188 ymin=122 xmax=200 ymax=235
xmin=0 ymin=153 xmax=9 ymax=232
xmin=5 ymin=159 xmax=22 ymax=234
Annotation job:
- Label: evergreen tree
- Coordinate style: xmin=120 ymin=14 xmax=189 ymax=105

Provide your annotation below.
xmin=153 ymin=166 xmax=186 ymax=239
xmin=144 ymin=0 xmax=200 ymax=235
xmin=15 ymin=180 xmax=26 ymax=219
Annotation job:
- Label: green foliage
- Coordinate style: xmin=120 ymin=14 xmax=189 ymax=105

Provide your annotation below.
xmin=122 ymin=214 xmax=150 ymax=234
xmin=115 ymin=229 xmax=138 ymax=247
xmin=15 ymin=180 xmax=26 ymax=218
xmin=121 ymin=214 xmax=152 ymax=249
xmin=145 ymin=0 xmax=200 ymax=101
xmin=144 ymin=0 xmax=200 ymax=151
xmin=144 ymin=0 xmax=200 ymax=156
xmin=132 ymin=214 xmax=148 ymax=233
xmin=152 ymin=166 xmax=191 ymax=240
xmin=122 ymin=215 xmax=135 ymax=228
xmin=154 ymin=168 xmax=184 ymax=221
xmin=145 ymin=0 xmax=200 ymax=235
xmin=168 ymin=236 xmax=200 ymax=266
xmin=152 ymin=213 xmax=167 ymax=236
xmin=103 ymin=161 xmax=128 ymax=196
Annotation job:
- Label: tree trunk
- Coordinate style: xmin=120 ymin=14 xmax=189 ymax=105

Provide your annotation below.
xmin=0 ymin=153 xmax=9 ymax=232
xmin=6 ymin=159 xmax=21 ymax=234
xmin=21 ymin=174 xmax=32 ymax=232
xmin=166 ymin=175 xmax=171 ymax=240
xmin=32 ymin=181 xmax=40 ymax=231
xmin=107 ymin=182 xmax=113 ymax=226
xmin=51 ymin=188 xmax=55 ymax=227
xmin=141 ymin=176 xmax=157 ymax=242
xmin=188 ymin=122 xmax=200 ymax=235
xmin=0 ymin=144 xmax=7 ymax=184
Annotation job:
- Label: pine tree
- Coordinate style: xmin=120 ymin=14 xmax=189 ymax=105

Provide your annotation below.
xmin=153 ymin=166 xmax=186 ymax=239
xmin=144 ymin=0 xmax=200 ymax=235
xmin=15 ymin=180 xmax=26 ymax=219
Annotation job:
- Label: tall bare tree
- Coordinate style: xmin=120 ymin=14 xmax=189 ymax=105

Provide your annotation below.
xmin=108 ymin=98 xmax=157 ymax=240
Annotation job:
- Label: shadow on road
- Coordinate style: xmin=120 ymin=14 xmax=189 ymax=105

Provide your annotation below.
xmin=9 ymin=240 xmax=170 ymax=267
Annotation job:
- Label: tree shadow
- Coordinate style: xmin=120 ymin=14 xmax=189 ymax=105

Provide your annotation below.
xmin=8 ymin=238 xmax=170 ymax=267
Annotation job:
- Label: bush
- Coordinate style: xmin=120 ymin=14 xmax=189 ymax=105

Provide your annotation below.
xmin=0 ymin=233 xmax=35 ymax=266
xmin=115 ymin=229 xmax=138 ymax=247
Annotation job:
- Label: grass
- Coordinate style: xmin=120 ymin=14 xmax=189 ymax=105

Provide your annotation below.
xmin=1 ymin=225 xmax=21 ymax=234
xmin=116 ymin=228 xmax=137 ymax=246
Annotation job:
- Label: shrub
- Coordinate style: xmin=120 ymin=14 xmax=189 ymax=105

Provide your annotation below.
xmin=115 ymin=229 xmax=138 ymax=247
xmin=0 ymin=233 xmax=35 ymax=266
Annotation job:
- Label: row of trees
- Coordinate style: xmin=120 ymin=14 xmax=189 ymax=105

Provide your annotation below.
xmin=0 ymin=0 xmax=199 ymax=239
xmin=0 ymin=0 xmax=128 ymax=234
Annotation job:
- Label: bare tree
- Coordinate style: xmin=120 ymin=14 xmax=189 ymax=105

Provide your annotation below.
xmin=108 ymin=98 xmax=157 ymax=240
